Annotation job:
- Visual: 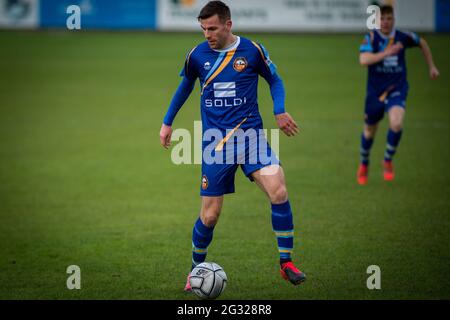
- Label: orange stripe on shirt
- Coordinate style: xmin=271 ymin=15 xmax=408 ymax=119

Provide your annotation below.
xmin=251 ymin=41 xmax=270 ymax=69
xmin=387 ymin=37 xmax=395 ymax=47
xmin=251 ymin=41 xmax=265 ymax=61
xmin=185 ymin=46 xmax=197 ymax=76
xmin=214 ymin=116 xmax=248 ymax=152
xmin=201 ymin=48 xmax=236 ymax=95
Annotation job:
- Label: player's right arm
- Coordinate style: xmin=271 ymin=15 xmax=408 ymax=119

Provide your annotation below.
xmin=160 ymin=77 xmax=196 ymax=149
xmin=359 ymin=32 xmax=403 ymax=66
xmin=160 ymin=48 xmax=198 ymax=149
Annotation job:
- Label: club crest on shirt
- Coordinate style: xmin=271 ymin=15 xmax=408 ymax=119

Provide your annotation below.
xmin=204 ymin=61 xmax=211 ymax=70
xmin=233 ymin=57 xmax=248 ymax=72
xmin=201 ymin=175 xmax=208 ymax=190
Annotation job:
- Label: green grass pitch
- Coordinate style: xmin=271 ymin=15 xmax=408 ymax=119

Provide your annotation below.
xmin=0 ymin=31 xmax=449 ymax=300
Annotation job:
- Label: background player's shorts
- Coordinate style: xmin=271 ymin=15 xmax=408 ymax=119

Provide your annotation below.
xmin=364 ymin=84 xmax=409 ymax=125
xmin=200 ymin=131 xmax=280 ymax=197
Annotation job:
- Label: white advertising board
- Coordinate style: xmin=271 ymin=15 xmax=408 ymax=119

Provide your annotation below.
xmin=157 ymin=0 xmax=435 ymax=32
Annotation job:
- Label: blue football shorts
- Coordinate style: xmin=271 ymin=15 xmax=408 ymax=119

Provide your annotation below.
xmin=364 ymin=84 xmax=409 ymax=125
xmin=200 ymin=130 xmax=280 ymax=196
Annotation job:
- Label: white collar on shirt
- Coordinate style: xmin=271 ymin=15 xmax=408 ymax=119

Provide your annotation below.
xmin=212 ymin=36 xmax=241 ymax=53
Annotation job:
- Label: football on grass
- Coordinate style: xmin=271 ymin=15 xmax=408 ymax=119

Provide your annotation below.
xmin=189 ymin=262 xmax=227 ymax=299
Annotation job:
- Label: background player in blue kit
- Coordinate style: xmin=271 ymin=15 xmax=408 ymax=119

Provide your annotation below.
xmin=159 ymin=1 xmax=305 ymax=290
xmin=357 ymin=5 xmax=440 ymax=185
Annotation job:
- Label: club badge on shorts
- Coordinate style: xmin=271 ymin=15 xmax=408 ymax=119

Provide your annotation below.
xmin=201 ymin=175 xmax=209 ymax=190
xmin=233 ymin=57 xmax=248 ymax=72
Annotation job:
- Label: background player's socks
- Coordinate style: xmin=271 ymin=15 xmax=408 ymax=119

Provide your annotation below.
xmin=360 ymin=133 xmax=374 ymax=165
xmin=384 ymin=129 xmax=403 ymax=162
xmin=191 ymin=217 xmax=215 ymax=270
xmin=271 ymin=201 xmax=294 ymax=265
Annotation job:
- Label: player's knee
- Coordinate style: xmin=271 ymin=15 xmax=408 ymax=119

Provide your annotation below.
xmin=270 ymin=186 xmax=288 ymax=204
xmin=201 ymin=197 xmax=223 ymax=227
xmin=201 ymin=206 xmax=221 ymax=227
xmin=390 ymin=120 xmax=403 ymax=132
xmin=389 ymin=108 xmax=405 ymax=132
xmin=201 ymin=214 xmax=219 ymax=227
xmin=364 ymin=125 xmax=377 ymax=138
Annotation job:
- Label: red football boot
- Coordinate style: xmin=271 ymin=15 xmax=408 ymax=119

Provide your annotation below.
xmin=280 ymin=262 xmax=306 ymax=285
xmin=357 ymin=163 xmax=369 ymax=185
xmin=383 ymin=160 xmax=394 ymax=181
xmin=184 ymin=274 xmax=192 ymax=292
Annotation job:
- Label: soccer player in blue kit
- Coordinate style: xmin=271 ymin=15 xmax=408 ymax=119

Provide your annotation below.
xmin=159 ymin=1 xmax=306 ymax=290
xmin=357 ymin=5 xmax=439 ymax=185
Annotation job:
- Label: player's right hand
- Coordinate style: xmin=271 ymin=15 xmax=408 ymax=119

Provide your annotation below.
xmin=385 ymin=42 xmax=403 ymax=57
xmin=159 ymin=123 xmax=173 ymax=149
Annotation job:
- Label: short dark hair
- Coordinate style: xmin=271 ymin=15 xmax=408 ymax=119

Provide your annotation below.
xmin=380 ymin=5 xmax=394 ymax=16
xmin=197 ymin=1 xmax=231 ymax=22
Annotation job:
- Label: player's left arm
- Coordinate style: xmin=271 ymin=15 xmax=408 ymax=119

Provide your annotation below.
xmin=255 ymin=43 xmax=299 ymax=137
xmin=418 ymin=38 xmax=440 ymax=80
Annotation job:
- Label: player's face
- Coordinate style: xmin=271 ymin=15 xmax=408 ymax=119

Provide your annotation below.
xmin=200 ymin=14 xmax=232 ymax=50
xmin=380 ymin=13 xmax=395 ymax=35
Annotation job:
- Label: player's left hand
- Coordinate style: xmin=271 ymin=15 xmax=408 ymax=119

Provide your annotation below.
xmin=275 ymin=112 xmax=299 ymax=137
xmin=430 ymin=66 xmax=440 ymax=80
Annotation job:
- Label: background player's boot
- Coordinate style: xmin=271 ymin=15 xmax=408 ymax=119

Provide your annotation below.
xmin=280 ymin=262 xmax=306 ymax=285
xmin=383 ymin=160 xmax=395 ymax=181
xmin=184 ymin=274 xmax=192 ymax=292
xmin=357 ymin=163 xmax=369 ymax=185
